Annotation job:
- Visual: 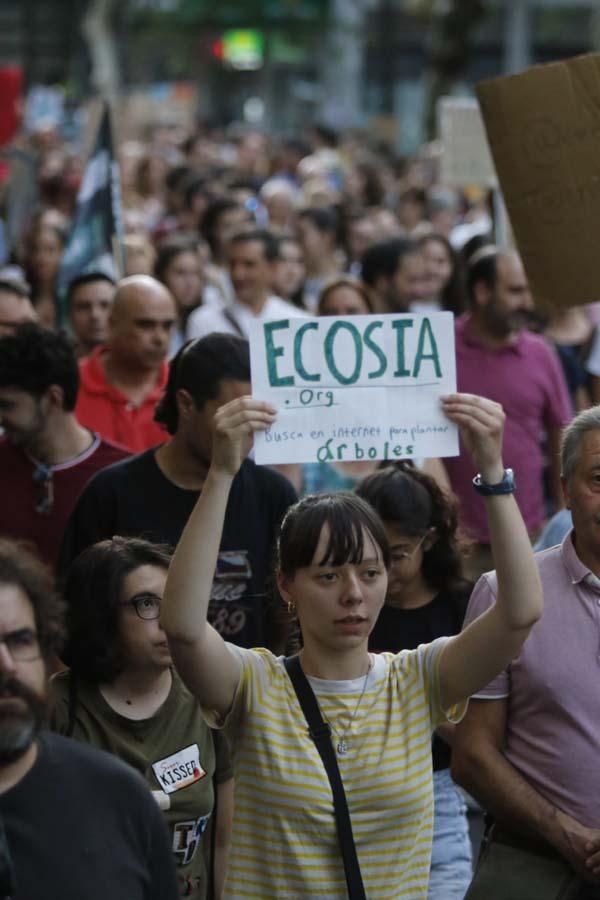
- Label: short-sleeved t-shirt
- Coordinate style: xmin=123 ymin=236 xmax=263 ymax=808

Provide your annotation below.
xmin=462 ymin=533 xmax=600 ymax=828
xmin=0 ymin=434 xmax=128 ymax=568
xmin=51 ymin=671 xmax=232 ymax=899
xmin=0 ymin=732 xmax=179 ymax=900
xmin=206 ymin=639 xmax=466 ymax=899
xmin=369 ymin=586 xmax=471 ymax=771
xmin=58 ymin=450 xmax=297 ymax=649
xmin=76 ymin=347 xmax=169 ymax=452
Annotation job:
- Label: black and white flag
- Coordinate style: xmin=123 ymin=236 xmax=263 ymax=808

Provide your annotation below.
xmin=57 ymin=102 xmax=123 ymax=322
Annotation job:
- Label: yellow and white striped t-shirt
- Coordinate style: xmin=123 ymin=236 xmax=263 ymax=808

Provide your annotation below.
xmin=213 ymin=637 xmax=465 ymax=899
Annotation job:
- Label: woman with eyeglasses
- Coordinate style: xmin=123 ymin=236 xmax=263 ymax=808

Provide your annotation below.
xmin=356 ymin=465 xmax=474 ymax=899
xmin=50 ymin=537 xmax=233 ymax=900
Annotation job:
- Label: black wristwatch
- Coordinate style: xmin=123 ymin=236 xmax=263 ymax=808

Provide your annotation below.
xmin=472 ymin=468 xmax=515 ymax=496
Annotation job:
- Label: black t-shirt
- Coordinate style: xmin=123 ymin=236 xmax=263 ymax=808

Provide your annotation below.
xmin=369 ymin=584 xmax=472 ymax=771
xmin=58 ymin=450 xmax=297 ymax=650
xmin=0 ymin=732 xmax=178 ymax=900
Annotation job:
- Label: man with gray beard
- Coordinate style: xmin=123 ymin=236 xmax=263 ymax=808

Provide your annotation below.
xmin=452 ymin=405 xmax=600 ymax=898
xmin=0 ymin=539 xmax=178 ymax=900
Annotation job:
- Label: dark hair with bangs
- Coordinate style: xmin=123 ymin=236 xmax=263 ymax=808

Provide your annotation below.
xmin=62 ymin=537 xmax=172 ymax=683
xmin=355 ymin=465 xmax=468 ymax=592
xmin=277 ymin=492 xmax=390 ymax=579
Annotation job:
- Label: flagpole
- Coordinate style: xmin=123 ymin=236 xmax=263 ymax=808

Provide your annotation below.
xmin=56 ymin=98 xmax=124 ymax=327
xmin=105 ymin=99 xmax=125 ymax=279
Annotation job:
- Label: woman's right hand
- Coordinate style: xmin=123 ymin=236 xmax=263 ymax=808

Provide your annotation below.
xmin=211 ymin=396 xmax=277 ymax=477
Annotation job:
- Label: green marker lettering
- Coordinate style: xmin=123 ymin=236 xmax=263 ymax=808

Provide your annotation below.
xmin=317 ymin=438 xmax=335 ymax=462
xmin=364 ymin=321 xmax=387 ymax=379
xmin=293 ymin=321 xmax=320 ymax=382
xmin=264 ymin=320 xmax=294 ymax=387
xmin=413 ymin=318 xmax=442 ymax=378
xmin=325 ymin=321 xmax=362 ymax=385
xmin=392 ymin=319 xmax=413 ymax=376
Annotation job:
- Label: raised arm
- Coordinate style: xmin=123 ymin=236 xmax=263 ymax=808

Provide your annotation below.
xmin=161 ymin=397 xmax=276 ymax=716
xmin=438 ymin=394 xmax=543 ymax=710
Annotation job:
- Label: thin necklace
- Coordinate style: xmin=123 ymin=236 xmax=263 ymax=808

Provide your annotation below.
xmin=319 ymin=656 xmax=372 ymax=756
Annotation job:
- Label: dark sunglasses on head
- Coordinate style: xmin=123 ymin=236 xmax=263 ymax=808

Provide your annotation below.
xmin=32 ymin=463 xmax=53 ymax=515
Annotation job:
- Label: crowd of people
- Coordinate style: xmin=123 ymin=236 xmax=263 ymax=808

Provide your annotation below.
xmin=0 ymin=116 xmax=599 ymax=900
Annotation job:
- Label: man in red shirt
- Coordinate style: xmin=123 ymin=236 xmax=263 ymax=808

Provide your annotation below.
xmin=0 ymin=324 xmax=128 ymax=567
xmin=76 ymin=275 xmax=176 ymax=452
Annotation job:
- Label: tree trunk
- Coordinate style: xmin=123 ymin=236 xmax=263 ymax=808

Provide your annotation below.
xmin=423 ymin=0 xmax=487 ymax=140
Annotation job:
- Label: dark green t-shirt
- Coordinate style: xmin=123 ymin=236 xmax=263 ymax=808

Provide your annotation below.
xmin=50 ymin=671 xmax=232 ymax=899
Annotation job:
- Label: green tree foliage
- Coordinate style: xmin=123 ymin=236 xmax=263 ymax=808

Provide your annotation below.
xmin=411 ymin=0 xmax=488 ymax=139
xmin=132 ymin=0 xmax=329 ymax=26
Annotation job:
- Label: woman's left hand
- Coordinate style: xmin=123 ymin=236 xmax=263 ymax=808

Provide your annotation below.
xmin=441 ymin=393 xmax=505 ymax=483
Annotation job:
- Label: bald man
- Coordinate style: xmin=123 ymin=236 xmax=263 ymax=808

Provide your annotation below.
xmin=75 ymin=275 xmax=176 ymax=451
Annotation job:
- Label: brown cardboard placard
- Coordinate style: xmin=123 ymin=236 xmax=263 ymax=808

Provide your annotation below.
xmin=476 ymin=53 xmax=600 ymax=311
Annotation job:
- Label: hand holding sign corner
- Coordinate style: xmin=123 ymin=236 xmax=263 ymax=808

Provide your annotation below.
xmin=212 ymin=396 xmax=277 ymax=476
xmin=249 ymin=312 xmax=460 ymax=466
xmin=441 ymin=393 xmax=505 ymax=484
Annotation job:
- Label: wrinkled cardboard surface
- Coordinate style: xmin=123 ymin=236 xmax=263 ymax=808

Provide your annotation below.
xmin=477 ymin=53 xmax=600 ymax=310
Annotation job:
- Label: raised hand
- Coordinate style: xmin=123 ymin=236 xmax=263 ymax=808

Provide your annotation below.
xmin=441 ymin=393 xmax=505 ymax=483
xmin=211 ymin=396 xmax=277 ymax=477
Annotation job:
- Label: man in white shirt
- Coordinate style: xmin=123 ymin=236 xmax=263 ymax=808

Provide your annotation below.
xmin=186 ymin=230 xmax=308 ymax=340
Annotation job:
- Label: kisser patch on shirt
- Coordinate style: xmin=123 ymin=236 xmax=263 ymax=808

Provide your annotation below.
xmin=152 ymin=744 xmax=206 ymax=794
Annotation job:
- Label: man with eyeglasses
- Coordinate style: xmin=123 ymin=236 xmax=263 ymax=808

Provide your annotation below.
xmin=0 ymin=537 xmax=179 ymax=899
xmin=0 ymin=324 xmax=128 ymax=568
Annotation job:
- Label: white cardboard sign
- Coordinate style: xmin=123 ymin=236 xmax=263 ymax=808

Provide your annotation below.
xmin=438 ymin=96 xmax=498 ymax=189
xmin=250 ymin=313 xmax=459 ymax=466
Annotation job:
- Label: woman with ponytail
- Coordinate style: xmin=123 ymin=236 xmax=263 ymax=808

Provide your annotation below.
xmin=357 ymin=464 xmax=474 ymax=899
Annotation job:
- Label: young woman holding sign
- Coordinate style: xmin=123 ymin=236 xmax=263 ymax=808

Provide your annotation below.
xmin=161 ymin=392 xmax=542 ymax=899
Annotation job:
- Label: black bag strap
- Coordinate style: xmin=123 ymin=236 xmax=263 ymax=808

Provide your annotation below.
xmin=284 ymin=655 xmax=367 ymax=900
xmin=207 ymin=729 xmax=219 ymax=900
xmin=66 ymin=673 xmax=78 ymax=738
xmin=0 ymin=814 xmax=15 ymax=900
